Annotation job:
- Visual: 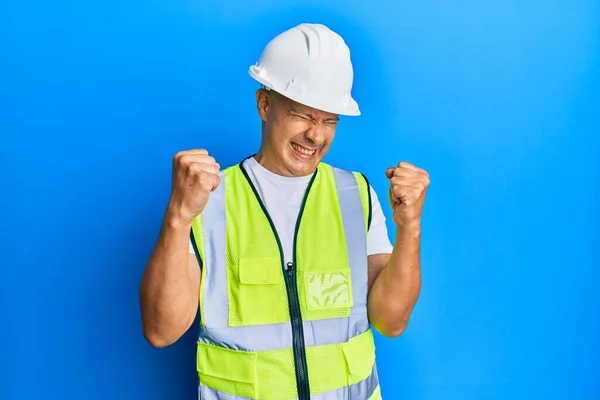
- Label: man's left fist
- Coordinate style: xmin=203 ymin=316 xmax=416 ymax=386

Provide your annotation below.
xmin=385 ymin=161 xmax=430 ymax=228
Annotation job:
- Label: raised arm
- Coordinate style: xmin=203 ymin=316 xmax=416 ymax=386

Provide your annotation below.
xmin=139 ymin=149 xmax=220 ymax=347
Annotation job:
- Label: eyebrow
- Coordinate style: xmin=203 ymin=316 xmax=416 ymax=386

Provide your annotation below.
xmin=287 ymin=106 xmax=339 ymax=122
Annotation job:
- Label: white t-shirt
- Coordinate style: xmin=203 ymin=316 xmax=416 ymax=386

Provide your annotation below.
xmin=190 ymin=157 xmax=393 ymax=263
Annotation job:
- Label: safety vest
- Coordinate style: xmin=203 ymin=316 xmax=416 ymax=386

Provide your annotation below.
xmin=190 ymin=158 xmax=382 ymax=400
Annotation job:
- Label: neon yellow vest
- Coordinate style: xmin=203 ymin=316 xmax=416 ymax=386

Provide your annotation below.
xmin=191 ymin=159 xmax=382 ymax=400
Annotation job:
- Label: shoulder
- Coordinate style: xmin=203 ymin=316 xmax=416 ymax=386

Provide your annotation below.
xmin=319 ymin=162 xmax=370 ymax=183
xmin=321 ymin=162 xmax=376 ymax=224
xmin=322 ymin=162 xmax=388 ymax=212
xmin=218 ymin=159 xmax=249 ymax=178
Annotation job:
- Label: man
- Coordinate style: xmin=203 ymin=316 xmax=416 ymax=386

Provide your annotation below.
xmin=140 ymin=23 xmax=429 ymax=399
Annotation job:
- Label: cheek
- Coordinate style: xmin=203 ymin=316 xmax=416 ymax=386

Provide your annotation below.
xmin=270 ymin=122 xmax=296 ymax=144
xmin=282 ymin=122 xmax=312 ymax=143
xmin=329 ymin=127 xmax=337 ymax=140
xmin=323 ymin=128 xmax=336 ymax=145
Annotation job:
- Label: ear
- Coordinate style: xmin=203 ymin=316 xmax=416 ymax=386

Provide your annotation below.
xmin=256 ymin=89 xmax=271 ymax=122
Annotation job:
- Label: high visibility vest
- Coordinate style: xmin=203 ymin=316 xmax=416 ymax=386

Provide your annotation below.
xmin=190 ymin=159 xmax=382 ymax=400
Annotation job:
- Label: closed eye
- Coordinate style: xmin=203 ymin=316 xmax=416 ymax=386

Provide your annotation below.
xmin=289 ymin=112 xmax=312 ymax=121
xmin=288 ymin=108 xmax=338 ymax=125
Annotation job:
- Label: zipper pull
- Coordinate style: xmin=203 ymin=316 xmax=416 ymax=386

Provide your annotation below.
xmin=286 ymin=262 xmax=294 ymax=276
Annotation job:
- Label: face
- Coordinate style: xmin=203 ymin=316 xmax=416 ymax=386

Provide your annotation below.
xmin=255 ymin=89 xmax=339 ymax=177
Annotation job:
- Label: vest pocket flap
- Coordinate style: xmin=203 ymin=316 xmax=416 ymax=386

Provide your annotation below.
xmin=196 ymin=341 xmax=257 ymax=384
xmin=238 ymin=257 xmax=281 ymax=285
xmin=342 ymin=329 xmax=376 ymax=383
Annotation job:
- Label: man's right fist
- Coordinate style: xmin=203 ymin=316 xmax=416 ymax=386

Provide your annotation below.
xmin=167 ymin=149 xmax=221 ymax=224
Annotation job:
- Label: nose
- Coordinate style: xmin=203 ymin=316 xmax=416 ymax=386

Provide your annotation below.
xmin=304 ymin=124 xmax=327 ymax=146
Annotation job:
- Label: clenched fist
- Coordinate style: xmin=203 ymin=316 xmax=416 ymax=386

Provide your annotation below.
xmin=167 ymin=149 xmax=221 ymax=224
xmin=385 ymin=162 xmax=430 ymax=229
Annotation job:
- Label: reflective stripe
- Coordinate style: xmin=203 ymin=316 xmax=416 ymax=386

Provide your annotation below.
xmin=199 ymin=312 xmax=369 ymax=351
xmin=198 ymin=386 xmax=247 ymax=400
xmin=332 ymin=167 xmax=369 ymax=313
xmin=198 ymin=365 xmax=379 ymax=400
xmin=201 ymin=172 xmax=228 ymax=328
xmin=368 ymin=385 xmax=382 ymax=400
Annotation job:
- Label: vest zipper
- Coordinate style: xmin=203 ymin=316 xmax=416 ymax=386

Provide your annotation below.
xmin=289 ymin=172 xmax=317 ymax=400
xmin=285 ymin=261 xmax=309 ymax=400
xmin=239 ymin=160 xmax=316 ymax=400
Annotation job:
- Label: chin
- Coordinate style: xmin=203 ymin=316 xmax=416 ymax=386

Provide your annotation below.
xmin=285 ymin=154 xmax=320 ymax=176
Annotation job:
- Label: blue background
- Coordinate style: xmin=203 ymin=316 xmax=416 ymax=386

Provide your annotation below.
xmin=2 ymin=0 xmax=599 ymax=399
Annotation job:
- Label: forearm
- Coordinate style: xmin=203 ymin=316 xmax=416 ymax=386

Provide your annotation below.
xmin=368 ymin=223 xmax=422 ymax=337
xmin=139 ymin=208 xmax=197 ymax=347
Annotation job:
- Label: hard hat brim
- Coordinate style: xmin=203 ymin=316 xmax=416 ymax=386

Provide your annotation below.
xmin=249 ymin=67 xmax=361 ymax=117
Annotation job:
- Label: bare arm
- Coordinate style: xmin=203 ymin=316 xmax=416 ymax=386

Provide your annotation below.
xmin=366 ymin=161 xmax=429 ymax=338
xmin=139 ymin=149 xmax=220 ymax=347
xmin=139 ymin=213 xmax=201 ymax=347
xmin=367 ymin=225 xmax=422 ymax=337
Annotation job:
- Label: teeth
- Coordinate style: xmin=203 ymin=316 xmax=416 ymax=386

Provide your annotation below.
xmin=292 ymin=143 xmax=316 ymax=156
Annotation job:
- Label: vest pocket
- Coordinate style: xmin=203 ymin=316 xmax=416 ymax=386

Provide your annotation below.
xmin=342 ymin=329 xmax=376 ymax=385
xmin=196 ymin=341 xmax=257 ymax=398
xmin=229 ymin=256 xmax=290 ymax=326
xmin=306 ymin=270 xmax=354 ymax=311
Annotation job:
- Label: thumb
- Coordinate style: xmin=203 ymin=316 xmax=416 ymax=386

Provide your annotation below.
xmin=385 ymin=167 xmax=395 ymax=179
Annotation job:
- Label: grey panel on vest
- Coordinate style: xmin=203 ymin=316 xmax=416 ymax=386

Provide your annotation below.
xmin=201 ymin=171 xmax=228 ymax=328
xmin=305 ymin=312 xmax=370 ymax=348
xmin=198 ymin=385 xmax=252 ymax=400
xmin=331 ymin=168 xmax=369 ymax=312
xmin=198 ymin=364 xmax=379 ymax=400
xmin=199 ymin=314 xmax=369 ymax=351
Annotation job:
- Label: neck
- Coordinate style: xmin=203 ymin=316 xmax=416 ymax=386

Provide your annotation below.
xmin=253 ymin=149 xmax=289 ymax=176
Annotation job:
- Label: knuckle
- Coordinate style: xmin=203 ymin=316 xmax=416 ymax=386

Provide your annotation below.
xmin=398 ymin=168 xmax=412 ymax=177
xmin=187 ymin=162 xmax=202 ymax=174
xmin=179 ymin=154 xmax=192 ymax=165
xmin=173 ymin=151 xmax=185 ymax=162
xmin=198 ymin=173 xmax=211 ymax=188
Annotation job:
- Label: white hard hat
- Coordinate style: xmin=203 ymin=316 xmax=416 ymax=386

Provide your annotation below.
xmin=249 ymin=23 xmax=360 ymax=116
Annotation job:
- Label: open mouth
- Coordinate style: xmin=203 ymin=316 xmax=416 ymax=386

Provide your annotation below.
xmin=291 ymin=142 xmax=318 ymax=157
